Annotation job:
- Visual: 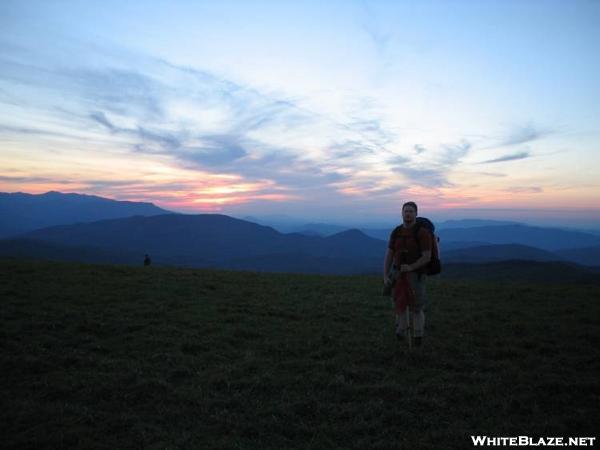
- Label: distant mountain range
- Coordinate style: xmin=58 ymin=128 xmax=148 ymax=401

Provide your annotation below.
xmin=555 ymin=246 xmax=600 ymax=267
xmin=0 ymin=212 xmax=598 ymax=275
xmin=443 ymin=244 xmax=561 ymax=263
xmin=437 ymin=224 xmax=600 ymax=251
xmin=0 ymin=191 xmax=170 ymax=238
xmin=1 ymin=214 xmax=385 ymax=274
xmin=247 ymin=218 xmax=524 ymax=240
xmin=441 ymin=260 xmax=600 ymax=285
xmin=1 ymin=191 xmax=599 ymax=277
xmin=436 ymin=219 xmax=521 ymax=229
xmin=359 ymin=219 xmax=524 ymax=241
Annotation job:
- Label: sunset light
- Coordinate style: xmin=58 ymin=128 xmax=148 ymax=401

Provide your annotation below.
xmin=1 ymin=0 xmax=599 ymax=227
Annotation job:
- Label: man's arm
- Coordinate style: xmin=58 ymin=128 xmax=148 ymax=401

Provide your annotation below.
xmin=400 ymin=250 xmax=431 ymax=272
xmin=401 ymin=227 xmax=433 ymax=273
xmin=383 ymin=248 xmax=394 ymax=283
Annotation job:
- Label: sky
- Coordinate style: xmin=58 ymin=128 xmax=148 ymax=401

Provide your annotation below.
xmin=1 ymin=0 xmax=599 ymax=227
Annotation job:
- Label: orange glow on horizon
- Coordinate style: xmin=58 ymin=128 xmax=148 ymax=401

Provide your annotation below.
xmin=1 ymin=163 xmax=599 ymax=218
xmin=0 ymin=164 xmax=300 ymax=212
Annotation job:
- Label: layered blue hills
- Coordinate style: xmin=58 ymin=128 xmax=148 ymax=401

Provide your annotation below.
xmin=0 ymin=191 xmax=170 ymax=238
xmin=437 ymin=224 xmax=600 ymax=251
xmin=5 ymin=214 xmax=386 ymax=274
xmin=1 ymin=191 xmax=599 ymax=278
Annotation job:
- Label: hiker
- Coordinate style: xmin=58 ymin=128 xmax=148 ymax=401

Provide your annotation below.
xmin=383 ymin=201 xmax=432 ymax=346
xmin=144 ymin=254 xmax=151 ymax=266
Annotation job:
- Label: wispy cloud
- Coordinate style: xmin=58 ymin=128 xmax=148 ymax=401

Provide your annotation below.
xmin=361 ymin=0 xmax=392 ymax=56
xmin=89 ymin=111 xmax=117 ymax=132
xmin=388 ymin=140 xmax=470 ymax=188
xmin=478 ymin=172 xmax=508 ymax=178
xmin=1 ymin=36 xmax=413 ymax=205
xmin=500 ymin=123 xmax=550 ymax=147
xmin=438 ymin=141 xmax=471 ymax=166
xmin=390 ymin=155 xmax=412 ymax=165
xmin=482 ymin=123 xmax=552 ymax=150
xmin=346 ymin=117 xmax=396 ymax=148
xmin=72 ymin=67 xmax=166 ymax=120
xmin=327 ymin=140 xmax=375 ymax=159
xmin=0 ymin=124 xmax=77 ymax=140
xmin=393 ymin=167 xmax=454 ymax=188
xmin=0 ymin=175 xmax=77 ymax=184
xmin=1 ymin=34 xmax=536 ymax=213
xmin=505 ymin=186 xmax=543 ymax=193
xmin=176 ymin=135 xmax=248 ymax=168
xmin=414 ymin=144 xmax=427 ymax=154
xmin=480 ymin=151 xmax=531 ymax=164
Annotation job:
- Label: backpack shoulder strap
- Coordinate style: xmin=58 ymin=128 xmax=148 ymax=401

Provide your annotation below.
xmin=391 ymin=225 xmax=403 ymax=239
xmin=413 ymin=222 xmax=422 ymax=253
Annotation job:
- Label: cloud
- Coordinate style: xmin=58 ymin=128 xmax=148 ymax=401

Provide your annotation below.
xmin=88 ymin=113 xmax=184 ymax=154
xmin=0 ymin=124 xmax=79 ymax=140
xmin=98 ymin=64 xmax=370 ymax=190
xmin=0 ymin=36 xmax=466 ymax=206
xmin=505 ymin=186 xmax=543 ymax=193
xmin=0 ymin=175 xmax=76 ymax=184
xmin=500 ymin=123 xmax=550 ymax=147
xmin=327 ymin=140 xmax=374 ymax=159
xmin=89 ymin=111 xmax=116 ymax=132
xmin=386 ymin=140 xmax=471 ymax=188
xmin=231 ymin=148 xmax=348 ymax=189
xmin=480 ymin=151 xmax=531 ymax=164
xmin=414 ymin=144 xmax=427 ymax=154
xmin=481 ymin=123 xmax=552 ymax=150
xmin=438 ymin=141 xmax=471 ymax=166
xmin=390 ymin=155 xmax=411 ymax=165
xmin=393 ymin=167 xmax=453 ymax=188
xmin=137 ymin=127 xmax=182 ymax=151
xmin=72 ymin=67 xmax=165 ymax=120
xmin=478 ymin=172 xmax=508 ymax=177
xmin=177 ymin=135 xmax=248 ymax=168
xmin=361 ymin=0 xmax=392 ymax=57
xmin=81 ymin=179 xmax=151 ymax=190
xmin=65 ymin=60 xmax=327 ymax=181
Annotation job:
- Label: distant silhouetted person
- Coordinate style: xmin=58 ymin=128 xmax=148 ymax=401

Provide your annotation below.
xmin=144 ymin=254 xmax=151 ymax=266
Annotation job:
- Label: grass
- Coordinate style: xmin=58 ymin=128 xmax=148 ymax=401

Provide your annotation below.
xmin=1 ymin=259 xmax=599 ymax=449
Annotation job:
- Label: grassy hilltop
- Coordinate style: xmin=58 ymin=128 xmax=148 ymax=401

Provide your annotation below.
xmin=1 ymin=259 xmax=598 ymax=449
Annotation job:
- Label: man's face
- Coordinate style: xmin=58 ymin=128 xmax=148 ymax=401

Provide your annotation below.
xmin=402 ymin=206 xmax=417 ymax=225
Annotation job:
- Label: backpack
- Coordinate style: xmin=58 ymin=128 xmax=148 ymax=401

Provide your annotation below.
xmin=393 ymin=217 xmax=441 ymax=275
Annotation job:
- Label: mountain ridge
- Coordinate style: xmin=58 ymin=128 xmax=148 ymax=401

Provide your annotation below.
xmin=2 ymin=191 xmax=600 ymax=274
xmin=12 ymin=214 xmax=386 ymax=273
xmin=438 ymin=224 xmax=600 ymax=251
xmin=0 ymin=191 xmax=170 ymax=238
xmin=443 ymin=244 xmax=564 ymax=263
xmin=1 ymin=214 xmax=598 ymax=279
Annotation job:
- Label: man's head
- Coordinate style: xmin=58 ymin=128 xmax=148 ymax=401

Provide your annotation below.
xmin=402 ymin=201 xmax=418 ymax=226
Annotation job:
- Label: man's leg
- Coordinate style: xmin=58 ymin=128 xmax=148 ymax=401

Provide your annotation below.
xmin=395 ymin=309 xmax=408 ymax=339
xmin=411 ymin=307 xmax=425 ymax=337
xmin=409 ymin=273 xmax=426 ymax=343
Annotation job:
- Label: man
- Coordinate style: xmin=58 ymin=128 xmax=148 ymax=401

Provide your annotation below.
xmin=383 ymin=201 xmax=432 ymax=346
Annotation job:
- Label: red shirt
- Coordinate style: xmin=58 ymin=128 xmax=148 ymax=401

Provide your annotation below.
xmin=387 ymin=225 xmax=432 ymax=267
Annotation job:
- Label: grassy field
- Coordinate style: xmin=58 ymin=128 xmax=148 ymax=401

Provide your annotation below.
xmin=1 ymin=259 xmax=598 ymax=449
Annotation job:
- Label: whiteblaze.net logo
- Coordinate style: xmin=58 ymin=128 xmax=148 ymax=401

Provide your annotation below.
xmin=471 ymin=436 xmax=596 ymax=447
